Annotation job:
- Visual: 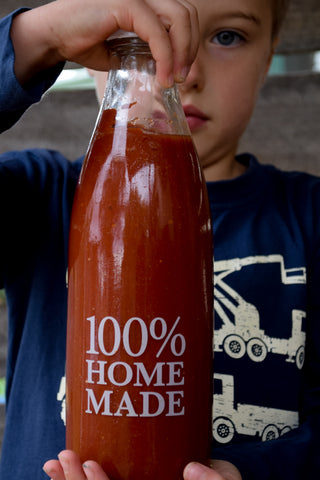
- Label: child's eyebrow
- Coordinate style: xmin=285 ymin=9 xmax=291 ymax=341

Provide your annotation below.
xmin=219 ymin=10 xmax=262 ymax=27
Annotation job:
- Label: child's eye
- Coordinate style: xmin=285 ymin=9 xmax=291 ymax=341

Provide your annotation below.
xmin=213 ymin=31 xmax=244 ymax=47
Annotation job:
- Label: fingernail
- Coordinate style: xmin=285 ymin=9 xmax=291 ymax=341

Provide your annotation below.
xmin=83 ymin=462 xmax=94 ymax=479
xmin=176 ymin=66 xmax=189 ymax=83
xmin=43 ymin=465 xmax=56 ymax=480
xmin=183 ymin=462 xmax=207 ymax=480
xmin=42 ymin=466 xmax=52 ymax=477
xmin=167 ymin=73 xmax=174 ymax=88
xmin=58 ymin=453 xmax=69 ymax=474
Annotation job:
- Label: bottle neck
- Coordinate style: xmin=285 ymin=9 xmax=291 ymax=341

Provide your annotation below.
xmin=103 ymin=38 xmax=155 ymax=113
xmin=107 ymin=37 xmax=155 ymax=75
xmin=100 ymin=37 xmax=190 ymax=136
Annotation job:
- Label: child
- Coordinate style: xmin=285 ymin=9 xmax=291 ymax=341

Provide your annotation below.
xmin=1 ymin=0 xmax=319 ymax=479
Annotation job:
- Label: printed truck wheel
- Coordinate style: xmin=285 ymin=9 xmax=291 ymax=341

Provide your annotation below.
xmin=223 ymin=335 xmax=246 ymax=359
xmin=262 ymin=424 xmax=279 ymax=442
xmin=246 ymin=338 xmax=267 ymax=362
xmin=280 ymin=426 xmax=292 ymax=436
xmin=212 ymin=417 xmax=235 ymax=444
xmin=295 ymin=345 xmax=305 ymax=370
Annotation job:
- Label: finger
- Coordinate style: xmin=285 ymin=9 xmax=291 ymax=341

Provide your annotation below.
xmin=146 ymin=0 xmax=199 ymax=83
xmin=110 ymin=1 xmax=175 ymax=87
xmin=43 ymin=459 xmax=66 ymax=480
xmin=65 ymin=43 xmax=111 ymax=72
xmin=183 ymin=462 xmax=224 ymax=480
xmin=57 ymin=450 xmax=87 ymax=480
xmin=82 ymin=460 xmax=111 ymax=480
xmin=209 ymin=460 xmax=242 ymax=480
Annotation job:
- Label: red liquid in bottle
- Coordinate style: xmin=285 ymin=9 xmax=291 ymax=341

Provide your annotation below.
xmin=66 ymin=109 xmax=213 ymax=480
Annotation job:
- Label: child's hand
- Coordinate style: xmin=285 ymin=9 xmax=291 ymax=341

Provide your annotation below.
xmin=184 ymin=461 xmax=242 ymax=480
xmin=43 ymin=452 xmax=242 ymax=480
xmin=11 ymin=0 xmax=199 ymax=88
xmin=43 ymin=450 xmax=109 ymax=480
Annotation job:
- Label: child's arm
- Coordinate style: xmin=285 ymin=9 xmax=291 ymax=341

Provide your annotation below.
xmin=10 ymin=0 xmax=199 ymax=89
xmin=0 ymin=0 xmax=198 ymax=133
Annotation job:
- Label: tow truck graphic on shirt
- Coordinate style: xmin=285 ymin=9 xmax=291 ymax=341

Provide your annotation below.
xmin=214 ymin=254 xmax=306 ymax=369
xmin=213 ymin=373 xmax=299 ymax=444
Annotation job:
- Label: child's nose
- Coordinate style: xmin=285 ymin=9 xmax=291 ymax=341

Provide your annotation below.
xmin=179 ymin=55 xmax=205 ymax=93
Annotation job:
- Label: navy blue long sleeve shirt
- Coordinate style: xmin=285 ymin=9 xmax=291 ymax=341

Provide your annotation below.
xmin=1 ymin=9 xmax=320 ymax=480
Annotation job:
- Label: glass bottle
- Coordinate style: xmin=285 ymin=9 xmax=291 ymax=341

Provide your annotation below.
xmin=66 ymin=33 xmax=213 ymax=480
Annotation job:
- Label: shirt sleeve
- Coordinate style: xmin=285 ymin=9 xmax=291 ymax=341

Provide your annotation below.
xmin=0 ymin=148 xmax=82 ymax=289
xmin=0 ymin=8 xmax=65 ymax=133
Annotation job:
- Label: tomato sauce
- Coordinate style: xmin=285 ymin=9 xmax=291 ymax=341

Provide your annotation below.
xmin=66 ymin=108 xmax=213 ymax=480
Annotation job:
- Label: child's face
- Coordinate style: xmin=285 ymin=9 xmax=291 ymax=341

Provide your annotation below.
xmin=92 ymin=0 xmax=276 ymax=181
xmin=180 ymin=0 xmax=277 ymax=181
